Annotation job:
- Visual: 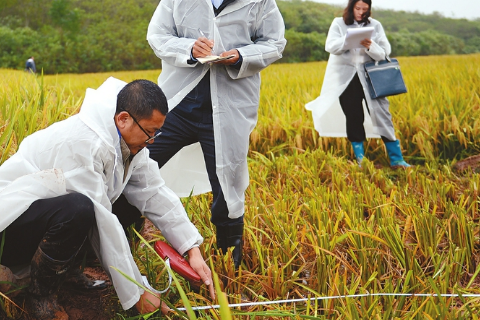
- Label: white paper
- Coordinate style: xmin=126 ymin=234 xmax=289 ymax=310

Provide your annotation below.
xmin=197 ymin=54 xmax=235 ymax=64
xmin=342 ymin=27 xmax=374 ymax=50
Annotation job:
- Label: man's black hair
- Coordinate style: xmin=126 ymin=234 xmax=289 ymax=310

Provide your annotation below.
xmin=116 ymin=79 xmax=168 ymax=120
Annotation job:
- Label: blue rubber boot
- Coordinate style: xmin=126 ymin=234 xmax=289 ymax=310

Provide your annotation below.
xmin=351 ymin=141 xmax=365 ymax=166
xmin=385 ymin=140 xmax=411 ymax=168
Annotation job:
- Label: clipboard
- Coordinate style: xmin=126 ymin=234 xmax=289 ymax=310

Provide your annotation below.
xmin=343 ymin=27 xmax=374 ymax=50
xmin=197 ymin=54 xmax=235 ymax=64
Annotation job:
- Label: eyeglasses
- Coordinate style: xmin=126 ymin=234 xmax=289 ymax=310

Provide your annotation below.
xmin=123 ymin=110 xmax=162 ymax=144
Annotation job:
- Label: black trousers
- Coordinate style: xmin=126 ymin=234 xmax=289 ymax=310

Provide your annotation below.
xmin=339 ymin=73 xmax=393 ymax=143
xmin=1 ymin=193 xmax=142 ymax=267
xmin=147 ymin=111 xmax=243 ymax=227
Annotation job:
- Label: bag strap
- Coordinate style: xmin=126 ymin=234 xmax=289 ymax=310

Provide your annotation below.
xmin=374 ymin=55 xmax=391 ymax=66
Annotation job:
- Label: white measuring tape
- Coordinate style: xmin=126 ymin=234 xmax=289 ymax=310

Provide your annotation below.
xmin=141 ymin=258 xmax=172 ymax=294
xmin=138 ymin=255 xmax=480 ymax=312
xmin=176 ymin=292 xmax=480 ymax=311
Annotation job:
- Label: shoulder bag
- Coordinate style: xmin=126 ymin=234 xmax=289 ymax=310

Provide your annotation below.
xmin=364 ymin=57 xmax=407 ymax=99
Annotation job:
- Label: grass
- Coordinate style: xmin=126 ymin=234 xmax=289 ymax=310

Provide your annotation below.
xmin=0 ymin=54 xmax=479 ymax=319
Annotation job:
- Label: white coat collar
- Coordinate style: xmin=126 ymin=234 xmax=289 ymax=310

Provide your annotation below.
xmin=353 ymin=20 xmax=365 ymax=27
xmin=78 ymin=77 xmax=127 ymax=152
xmin=216 ymin=0 xmax=261 ymax=17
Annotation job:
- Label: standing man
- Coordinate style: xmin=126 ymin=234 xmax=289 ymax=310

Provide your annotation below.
xmin=146 ymin=0 xmax=286 ymax=269
xmin=0 ymin=78 xmax=214 ymax=319
xmin=25 ymin=56 xmax=36 ymax=73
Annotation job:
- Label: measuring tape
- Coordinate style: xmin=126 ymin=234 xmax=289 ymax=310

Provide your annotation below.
xmin=176 ymin=292 xmax=480 ymax=311
xmin=140 ymin=241 xmax=480 ymax=312
xmin=141 ymin=258 xmax=172 ymax=294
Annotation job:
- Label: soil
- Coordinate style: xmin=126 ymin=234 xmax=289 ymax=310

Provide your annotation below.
xmin=1 ymin=221 xmax=162 ymax=320
xmin=453 ymin=154 xmax=480 ymax=172
xmin=141 ymin=219 xmax=160 ymax=242
xmin=3 ymin=265 xmax=122 ymax=320
xmin=58 ymin=267 xmax=116 ymax=320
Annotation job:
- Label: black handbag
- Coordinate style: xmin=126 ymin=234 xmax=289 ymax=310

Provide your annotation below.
xmin=364 ymin=57 xmax=407 ymax=99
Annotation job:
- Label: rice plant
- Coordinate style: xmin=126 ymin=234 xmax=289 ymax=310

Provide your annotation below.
xmin=0 ymin=54 xmax=479 ymax=319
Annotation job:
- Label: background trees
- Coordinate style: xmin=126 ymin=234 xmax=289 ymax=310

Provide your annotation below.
xmin=0 ymin=0 xmax=478 ymax=73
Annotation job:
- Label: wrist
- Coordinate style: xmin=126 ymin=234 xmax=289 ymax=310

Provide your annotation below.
xmin=187 ymin=246 xmax=201 ymax=259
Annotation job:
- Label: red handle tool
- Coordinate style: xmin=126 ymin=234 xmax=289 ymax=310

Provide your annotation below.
xmin=154 ymin=240 xmax=202 ymax=286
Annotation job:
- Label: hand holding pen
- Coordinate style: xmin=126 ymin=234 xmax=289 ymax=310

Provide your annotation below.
xmin=193 ymin=28 xmax=239 ymax=65
xmin=192 ymin=28 xmax=214 ymax=59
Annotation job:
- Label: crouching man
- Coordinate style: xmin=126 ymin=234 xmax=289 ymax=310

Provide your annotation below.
xmin=0 ymin=78 xmax=215 ymax=319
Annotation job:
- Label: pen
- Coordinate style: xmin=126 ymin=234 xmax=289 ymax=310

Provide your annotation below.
xmin=198 ymin=28 xmax=207 ymax=38
xmin=198 ymin=28 xmax=213 ymax=50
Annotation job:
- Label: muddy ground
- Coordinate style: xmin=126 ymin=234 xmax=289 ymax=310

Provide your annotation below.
xmin=453 ymin=154 xmax=480 ymax=172
xmin=1 ymin=264 xmax=130 ymax=320
xmin=1 ymin=220 xmax=163 ymax=320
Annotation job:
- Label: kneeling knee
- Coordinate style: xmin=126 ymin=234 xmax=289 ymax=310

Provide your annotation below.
xmin=65 ymin=193 xmax=95 ymax=230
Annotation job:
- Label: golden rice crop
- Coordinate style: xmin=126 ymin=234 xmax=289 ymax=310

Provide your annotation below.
xmin=255 ymin=54 xmax=480 ymax=164
xmin=0 ymin=54 xmax=479 ymax=319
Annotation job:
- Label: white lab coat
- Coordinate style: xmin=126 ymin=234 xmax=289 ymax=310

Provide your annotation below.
xmin=147 ymin=0 xmax=286 ymax=219
xmin=305 ymin=17 xmax=396 ymax=141
xmin=0 ymin=77 xmax=203 ymax=310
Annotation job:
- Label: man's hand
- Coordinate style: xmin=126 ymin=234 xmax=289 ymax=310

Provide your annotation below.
xmin=214 ymin=49 xmax=240 ymax=65
xmin=187 ymin=247 xmax=216 ymax=300
xmin=192 ymin=37 xmax=214 ymax=58
xmin=135 ymin=291 xmax=172 ymax=315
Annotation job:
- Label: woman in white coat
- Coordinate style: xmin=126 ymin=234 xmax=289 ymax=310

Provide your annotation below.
xmin=305 ymin=0 xmax=410 ymax=168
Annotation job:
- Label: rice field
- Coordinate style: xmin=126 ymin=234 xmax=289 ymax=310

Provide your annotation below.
xmin=0 ymin=53 xmax=480 ymax=319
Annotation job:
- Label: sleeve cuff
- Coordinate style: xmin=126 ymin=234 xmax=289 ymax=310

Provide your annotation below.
xmin=230 ymin=53 xmax=243 ymax=70
xmin=188 ymin=50 xmax=198 ymax=65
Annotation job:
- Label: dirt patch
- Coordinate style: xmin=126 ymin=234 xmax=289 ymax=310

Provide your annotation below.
xmin=453 ymin=154 xmax=480 ymax=172
xmin=2 ymin=265 xmax=123 ymax=320
xmin=141 ymin=218 xmax=161 ymax=242
xmin=1 ymin=221 xmax=161 ymax=319
xmin=59 ymin=266 xmax=116 ymax=320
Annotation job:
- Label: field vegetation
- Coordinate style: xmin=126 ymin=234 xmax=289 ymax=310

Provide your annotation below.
xmin=0 ymin=53 xmax=480 ymax=319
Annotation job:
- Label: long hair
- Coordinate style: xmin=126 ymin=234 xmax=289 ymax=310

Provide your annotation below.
xmin=343 ymin=0 xmax=372 ymax=25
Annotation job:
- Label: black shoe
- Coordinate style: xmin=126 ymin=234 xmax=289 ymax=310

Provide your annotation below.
xmin=216 ymin=224 xmax=244 ymax=269
xmin=64 ymin=266 xmax=107 ymax=290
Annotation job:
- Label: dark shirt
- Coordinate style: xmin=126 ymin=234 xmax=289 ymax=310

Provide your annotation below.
xmin=213 ymin=0 xmax=236 ymax=15
xmin=172 ymin=0 xmax=241 ymax=124
xmin=171 ymin=71 xmax=213 ymax=123
xmin=25 ymin=59 xmax=36 ymax=73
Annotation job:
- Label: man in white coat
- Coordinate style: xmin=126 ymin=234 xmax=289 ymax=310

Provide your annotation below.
xmin=0 ymin=78 xmax=214 ymax=319
xmin=146 ymin=0 xmax=286 ymax=269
